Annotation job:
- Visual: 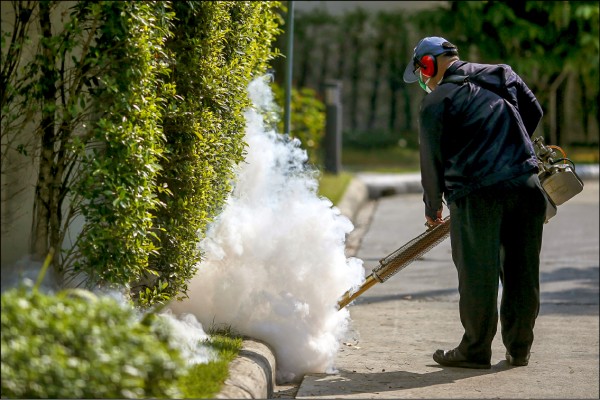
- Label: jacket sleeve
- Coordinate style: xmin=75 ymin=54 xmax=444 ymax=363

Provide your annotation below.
xmin=507 ymin=69 xmax=543 ymax=137
xmin=419 ymin=100 xmax=445 ymax=220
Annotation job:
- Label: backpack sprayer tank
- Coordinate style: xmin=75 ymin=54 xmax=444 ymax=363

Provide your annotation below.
xmin=532 ymin=136 xmax=584 ymax=222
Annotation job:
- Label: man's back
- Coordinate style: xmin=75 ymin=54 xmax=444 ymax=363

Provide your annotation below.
xmin=418 ymin=61 xmax=542 ymax=205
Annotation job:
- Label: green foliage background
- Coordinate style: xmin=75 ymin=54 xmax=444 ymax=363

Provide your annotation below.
xmin=290 ymin=1 xmax=599 ymax=149
xmin=271 ymin=82 xmax=326 ymax=165
xmin=413 ymin=1 xmax=599 ymax=146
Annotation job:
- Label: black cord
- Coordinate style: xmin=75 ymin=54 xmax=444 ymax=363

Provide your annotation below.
xmin=551 ymin=158 xmax=576 ymax=169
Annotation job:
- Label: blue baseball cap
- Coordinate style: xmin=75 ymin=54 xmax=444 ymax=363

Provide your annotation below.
xmin=403 ymin=36 xmax=458 ymax=83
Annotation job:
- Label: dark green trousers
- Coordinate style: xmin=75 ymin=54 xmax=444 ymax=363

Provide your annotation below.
xmin=449 ymin=172 xmax=547 ymax=363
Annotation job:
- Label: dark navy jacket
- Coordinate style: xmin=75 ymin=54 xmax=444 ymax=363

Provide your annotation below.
xmin=418 ymin=61 xmax=543 ymax=220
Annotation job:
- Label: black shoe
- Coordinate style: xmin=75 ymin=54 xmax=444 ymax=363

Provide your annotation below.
xmin=506 ymin=351 xmax=530 ymax=366
xmin=433 ymin=348 xmax=491 ymax=369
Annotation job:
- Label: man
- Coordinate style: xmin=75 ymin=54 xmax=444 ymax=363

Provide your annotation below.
xmin=403 ymin=36 xmax=547 ymax=369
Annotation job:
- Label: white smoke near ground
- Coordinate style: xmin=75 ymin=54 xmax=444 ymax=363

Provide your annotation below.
xmin=169 ymin=75 xmax=365 ymax=382
xmin=159 ymin=311 xmax=217 ymax=365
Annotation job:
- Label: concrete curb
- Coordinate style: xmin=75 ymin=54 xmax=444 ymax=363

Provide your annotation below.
xmin=218 ymin=165 xmax=598 ymax=399
xmin=576 ymin=163 xmax=599 ymax=180
xmin=336 ymin=177 xmax=369 ymax=221
xmin=356 ymin=172 xmax=422 ymax=198
xmin=216 ymin=339 xmax=276 ymax=399
xmin=356 ymin=164 xmax=599 ymax=199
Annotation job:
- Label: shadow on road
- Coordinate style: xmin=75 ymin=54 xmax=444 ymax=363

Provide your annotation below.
xmin=301 ymin=361 xmax=515 ymax=397
xmin=539 ymin=265 xmax=599 ymax=315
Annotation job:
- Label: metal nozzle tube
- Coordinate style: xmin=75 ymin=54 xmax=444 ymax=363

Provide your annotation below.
xmin=336 ymin=217 xmax=451 ymax=310
xmin=336 ymin=275 xmax=379 ymax=310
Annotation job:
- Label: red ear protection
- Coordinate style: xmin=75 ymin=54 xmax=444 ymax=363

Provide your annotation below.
xmin=418 ymin=54 xmax=437 ymax=78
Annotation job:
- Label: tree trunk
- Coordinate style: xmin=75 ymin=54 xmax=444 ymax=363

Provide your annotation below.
xmin=367 ymin=38 xmax=385 ymax=130
xmin=317 ymin=32 xmax=329 ymax=94
xmin=31 ymin=2 xmax=58 ymax=264
xmin=548 ymin=69 xmax=568 ymax=145
xmin=349 ymin=33 xmax=361 ymax=132
xmin=578 ymin=73 xmax=590 ymax=143
xmin=336 ymin=34 xmax=345 ymax=80
xmin=297 ymin=31 xmax=312 ymax=89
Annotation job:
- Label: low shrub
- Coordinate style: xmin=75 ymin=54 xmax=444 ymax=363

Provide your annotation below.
xmin=1 ymin=287 xmax=185 ymax=398
xmin=271 ymin=82 xmax=326 ymax=165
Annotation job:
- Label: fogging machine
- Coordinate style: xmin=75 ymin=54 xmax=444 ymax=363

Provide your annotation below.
xmin=337 ymin=137 xmax=584 ymax=310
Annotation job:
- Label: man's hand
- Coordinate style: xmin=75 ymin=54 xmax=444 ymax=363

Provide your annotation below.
xmin=425 ymin=207 xmax=444 ymax=229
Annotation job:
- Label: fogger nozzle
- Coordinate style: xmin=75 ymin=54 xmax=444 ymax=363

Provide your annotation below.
xmin=337 ymin=217 xmax=451 ymax=310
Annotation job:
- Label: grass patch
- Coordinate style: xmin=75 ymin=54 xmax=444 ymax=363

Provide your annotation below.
xmin=318 ymin=171 xmax=353 ymax=205
xmin=341 ymin=146 xmax=421 ymax=173
xmin=177 ymin=331 xmax=243 ymax=399
xmin=563 ymin=145 xmax=599 ymax=164
xmin=316 ymin=147 xmax=419 ymax=206
xmin=341 ymin=144 xmax=599 ymax=171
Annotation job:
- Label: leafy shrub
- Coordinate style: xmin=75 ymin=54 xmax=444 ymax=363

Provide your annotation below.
xmin=270 ymin=82 xmax=326 ymax=164
xmin=1 ymin=287 xmax=185 ymax=398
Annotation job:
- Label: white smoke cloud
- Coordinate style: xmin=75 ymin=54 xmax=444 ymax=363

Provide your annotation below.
xmin=169 ymin=75 xmax=365 ymax=382
xmin=159 ymin=311 xmax=216 ymax=365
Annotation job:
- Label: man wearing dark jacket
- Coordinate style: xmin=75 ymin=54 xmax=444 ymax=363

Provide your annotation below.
xmin=403 ymin=36 xmax=547 ymax=369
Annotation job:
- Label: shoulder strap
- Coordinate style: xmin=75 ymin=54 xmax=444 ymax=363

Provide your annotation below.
xmin=440 ymin=75 xmax=469 ymax=85
xmin=440 ymin=74 xmax=516 ymax=109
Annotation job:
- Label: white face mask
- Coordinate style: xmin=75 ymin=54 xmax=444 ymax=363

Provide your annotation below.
xmin=418 ymin=70 xmax=432 ymax=94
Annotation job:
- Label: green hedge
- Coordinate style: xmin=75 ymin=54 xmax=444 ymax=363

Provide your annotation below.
xmin=69 ymin=1 xmax=283 ymax=305
xmin=143 ymin=1 xmax=283 ymax=304
xmin=73 ymin=1 xmax=174 ymax=289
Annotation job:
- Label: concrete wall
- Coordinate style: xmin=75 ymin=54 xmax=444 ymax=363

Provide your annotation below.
xmin=1 ymin=2 xmax=77 ymax=271
xmin=294 ymin=1 xmax=447 ymax=15
xmin=1 ymin=2 xmax=40 ymax=269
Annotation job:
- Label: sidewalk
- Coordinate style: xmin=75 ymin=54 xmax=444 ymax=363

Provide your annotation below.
xmin=220 ymin=166 xmax=599 ymax=399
